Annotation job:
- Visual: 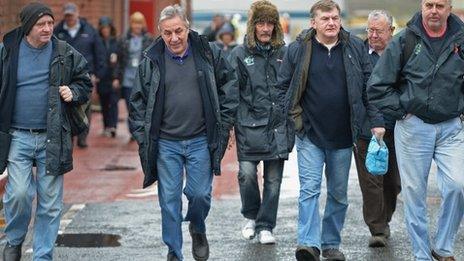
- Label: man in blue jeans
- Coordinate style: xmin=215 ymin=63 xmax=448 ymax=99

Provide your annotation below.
xmin=368 ymin=0 xmax=464 ymax=260
xmin=0 ymin=3 xmax=91 ymax=260
xmin=228 ymin=0 xmax=289 ymax=245
xmin=129 ymin=5 xmax=237 ymax=261
xmin=277 ymin=0 xmax=384 ymax=260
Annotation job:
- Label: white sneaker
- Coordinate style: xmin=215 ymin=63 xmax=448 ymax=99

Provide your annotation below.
xmin=241 ymin=219 xmax=256 ymax=240
xmin=258 ymin=230 xmax=276 ymax=244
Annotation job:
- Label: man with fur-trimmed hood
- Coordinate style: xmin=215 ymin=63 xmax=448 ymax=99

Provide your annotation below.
xmin=228 ymin=0 xmax=289 ymax=245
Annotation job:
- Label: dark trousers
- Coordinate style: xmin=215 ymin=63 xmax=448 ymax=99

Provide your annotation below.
xmin=238 ymin=159 xmax=284 ymax=233
xmin=353 ymin=129 xmax=401 ymax=236
xmin=97 ymin=85 xmax=118 ymax=129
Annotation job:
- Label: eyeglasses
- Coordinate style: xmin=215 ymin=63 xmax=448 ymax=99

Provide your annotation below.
xmin=366 ymin=28 xmax=389 ymax=35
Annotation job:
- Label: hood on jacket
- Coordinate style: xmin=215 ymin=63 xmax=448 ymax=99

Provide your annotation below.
xmin=246 ymin=0 xmax=284 ymax=49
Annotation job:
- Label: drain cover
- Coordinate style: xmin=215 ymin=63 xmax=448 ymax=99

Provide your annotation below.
xmin=56 ymin=233 xmax=121 ymax=247
xmin=101 ymin=164 xmax=136 ymax=171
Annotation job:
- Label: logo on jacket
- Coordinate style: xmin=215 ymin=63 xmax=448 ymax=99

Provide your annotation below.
xmin=244 ymin=56 xmax=254 ymax=66
xmin=413 ymin=43 xmax=421 ymax=55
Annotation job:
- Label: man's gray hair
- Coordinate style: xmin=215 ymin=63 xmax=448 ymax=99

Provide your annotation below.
xmin=367 ymin=10 xmax=393 ymax=27
xmin=158 ymin=4 xmax=190 ymax=29
xmin=421 ymin=0 xmax=452 ymax=5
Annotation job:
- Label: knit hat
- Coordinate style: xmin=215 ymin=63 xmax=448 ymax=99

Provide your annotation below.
xmin=246 ymin=0 xmax=284 ymax=49
xmin=20 ymin=2 xmax=54 ymax=35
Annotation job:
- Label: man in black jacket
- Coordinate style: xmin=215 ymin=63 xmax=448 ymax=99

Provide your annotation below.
xmin=277 ymin=1 xmax=385 ymax=260
xmin=353 ymin=10 xmax=401 ymax=248
xmin=0 ymin=3 xmax=91 ymax=260
xmin=54 ymin=2 xmax=106 ymax=148
xmin=129 ymin=5 xmax=238 ymax=261
xmin=228 ymin=0 xmax=288 ymax=245
xmin=368 ymin=0 xmax=464 ymax=260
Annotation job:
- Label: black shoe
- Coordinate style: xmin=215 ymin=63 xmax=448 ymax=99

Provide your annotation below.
xmin=167 ymin=252 xmax=179 ymax=261
xmin=189 ymin=223 xmax=209 ymax=261
xmin=3 ymin=243 xmax=21 ymax=261
xmin=295 ymin=245 xmax=320 ymax=261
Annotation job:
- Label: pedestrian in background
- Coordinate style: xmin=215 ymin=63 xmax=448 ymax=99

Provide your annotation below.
xmin=202 ymin=13 xmax=226 ymax=42
xmin=114 ymin=12 xmax=152 ymax=142
xmin=129 ymin=4 xmax=238 ymax=261
xmin=353 ymin=9 xmax=401 ymax=248
xmin=97 ymin=16 xmax=119 ymax=138
xmin=368 ymin=0 xmax=464 ymax=259
xmin=277 ymin=0 xmax=385 ymax=260
xmin=0 ymin=3 xmax=91 ymax=260
xmin=228 ymin=0 xmax=288 ymax=245
xmin=213 ymin=22 xmax=237 ymax=57
xmin=54 ymin=2 xmax=106 ymax=148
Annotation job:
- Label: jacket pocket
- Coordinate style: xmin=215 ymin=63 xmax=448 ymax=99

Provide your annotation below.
xmin=60 ymin=124 xmax=73 ymax=164
xmin=0 ymin=131 xmax=12 ymax=174
xmin=239 ymin=117 xmax=271 ymax=153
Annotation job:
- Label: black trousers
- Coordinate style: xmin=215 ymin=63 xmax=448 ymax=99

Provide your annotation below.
xmin=353 ymin=129 xmax=401 ymax=236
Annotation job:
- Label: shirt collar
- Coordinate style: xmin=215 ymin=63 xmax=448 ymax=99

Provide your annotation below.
xmin=165 ymin=42 xmax=190 ymax=64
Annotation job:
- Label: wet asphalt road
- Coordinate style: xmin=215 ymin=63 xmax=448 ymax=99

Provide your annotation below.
xmin=1 ymin=110 xmax=463 ymax=260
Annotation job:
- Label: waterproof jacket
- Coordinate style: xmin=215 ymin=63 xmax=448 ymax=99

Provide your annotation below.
xmin=277 ymin=28 xmax=384 ymax=147
xmin=368 ymin=13 xmax=464 ymax=124
xmin=115 ymin=31 xmax=153 ymax=85
xmin=0 ymin=27 xmax=92 ymax=175
xmin=229 ymin=41 xmax=290 ymax=161
xmin=54 ymin=19 xmax=106 ymax=79
xmin=129 ymin=30 xmax=238 ymax=188
xmin=97 ymin=36 xmax=118 ymax=94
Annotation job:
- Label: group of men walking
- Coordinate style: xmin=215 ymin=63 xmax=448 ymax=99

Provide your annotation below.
xmin=0 ymin=0 xmax=463 ymax=260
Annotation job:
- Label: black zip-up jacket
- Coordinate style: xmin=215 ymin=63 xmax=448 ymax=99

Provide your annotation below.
xmin=0 ymin=27 xmax=92 ymax=175
xmin=54 ymin=19 xmax=106 ymax=79
xmin=128 ymin=30 xmax=238 ymax=188
xmin=368 ymin=13 xmax=464 ymax=124
xmin=277 ymin=28 xmax=384 ymax=148
xmin=229 ymin=40 xmax=290 ymax=161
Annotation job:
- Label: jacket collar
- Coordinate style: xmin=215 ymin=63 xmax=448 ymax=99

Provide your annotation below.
xmin=297 ymin=27 xmax=351 ymax=45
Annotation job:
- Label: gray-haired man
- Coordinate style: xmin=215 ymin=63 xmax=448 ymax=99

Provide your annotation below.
xmin=129 ymin=4 xmax=238 ymax=261
xmin=353 ymin=10 xmax=400 ymax=248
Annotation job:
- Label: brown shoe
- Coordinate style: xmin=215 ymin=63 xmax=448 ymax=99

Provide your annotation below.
xmin=432 ymin=250 xmax=456 ymax=261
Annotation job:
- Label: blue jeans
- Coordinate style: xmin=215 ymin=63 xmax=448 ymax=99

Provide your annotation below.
xmin=238 ymin=160 xmax=284 ymax=232
xmin=4 ymin=129 xmax=63 ymax=261
xmin=395 ymin=115 xmax=464 ymax=260
xmin=157 ymin=135 xmax=213 ymax=260
xmin=296 ymin=136 xmax=352 ymax=250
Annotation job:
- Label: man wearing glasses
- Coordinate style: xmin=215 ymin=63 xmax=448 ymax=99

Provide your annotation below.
xmin=354 ymin=10 xmax=401 ymax=249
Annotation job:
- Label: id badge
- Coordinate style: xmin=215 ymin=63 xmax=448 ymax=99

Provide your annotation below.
xmin=131 ymin=57 xmax=140 ymax=67
xmin=110 ymin=53 xmax=118 ymax=64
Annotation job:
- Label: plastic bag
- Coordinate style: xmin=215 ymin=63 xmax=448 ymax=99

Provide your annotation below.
xmin=365 ymin=135 xmax=389 ymax=175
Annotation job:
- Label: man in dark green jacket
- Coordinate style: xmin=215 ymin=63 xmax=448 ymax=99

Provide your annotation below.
xmin=0 ymin=3 xmax=91 ymax=260
xmin=129 ymin=5 xmax=237 ymax=261
xmin=277 ymin=1 xmax=385 ymax=260
xmin=368 ymin=0 xmax=464 ymax=260
xmin=228 ymin=0 xmax=288 ymax=245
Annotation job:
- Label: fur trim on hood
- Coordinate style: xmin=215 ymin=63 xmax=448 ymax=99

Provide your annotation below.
xmin=246 ymin=0 xmax=285 ymax=49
